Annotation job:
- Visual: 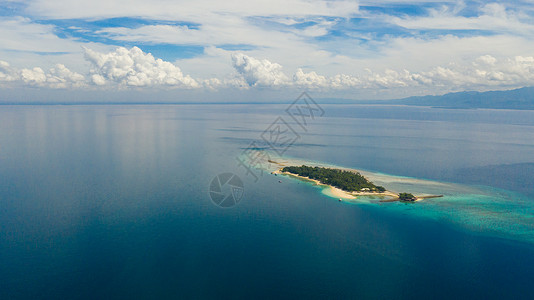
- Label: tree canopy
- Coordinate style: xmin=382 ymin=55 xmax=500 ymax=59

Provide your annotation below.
xmin=282 ymin=165 xmax=386 ymax=193
xmin=398 ymin=193 xmax=416 ymax=201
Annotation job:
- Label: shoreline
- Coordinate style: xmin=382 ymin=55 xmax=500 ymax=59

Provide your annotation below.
xmin=273 ymin=168 xmax=399 ymax=201
xmin=271 ymin=162 xmax=442 ymax=202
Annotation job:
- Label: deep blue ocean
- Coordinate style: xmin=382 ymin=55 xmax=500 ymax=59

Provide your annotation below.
xmin=1 ymin=104 xmax=534 ymax=299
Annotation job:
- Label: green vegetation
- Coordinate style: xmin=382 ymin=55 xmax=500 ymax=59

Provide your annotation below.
xmin=281 ymin=165 xmax=386 ymax=193
xmin=398 ymin=193 xmax=416 ymax=201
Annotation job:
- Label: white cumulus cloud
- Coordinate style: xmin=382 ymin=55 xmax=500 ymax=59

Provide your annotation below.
xmin=20 ymin=67 xmax=47 ymax=85
xmin=0 ymin=61 xmax=18 ymax=82
xmin=293 ymin=68 xmax=329 ymax=88
xmin=19 ymin=64 xmax=85 ymax=88
xmin=47 ymin=64 xmax=86 ymax=88
xmin=84 ymin=46 xmax=199 ymax=88
xmin=3 ymin=48 xmax=534 ymax=97
xmin=233 ymin=53 xmax=534 ymax=92
xmin=231 ymin=53 xmax=289 ymax=87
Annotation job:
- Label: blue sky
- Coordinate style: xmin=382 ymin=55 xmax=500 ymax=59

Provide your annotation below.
xmin=1 ymin=0 xmax=534 ymax=101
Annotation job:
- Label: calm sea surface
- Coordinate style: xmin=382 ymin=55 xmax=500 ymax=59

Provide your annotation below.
xmin=1 ymin=104 xmax=533 ymax=299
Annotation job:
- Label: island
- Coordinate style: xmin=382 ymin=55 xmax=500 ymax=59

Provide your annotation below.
xmin=398 ymin=192 xmax=416 ymax=202
xmin=276 ymin=165 xmax=443 ymax=202
xmin=281 ymin=165 xmax=386 ymax=192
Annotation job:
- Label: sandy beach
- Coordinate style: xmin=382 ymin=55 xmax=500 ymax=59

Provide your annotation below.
xmin=276 ymin=170 xmax=357 ymax=199
xmin=273 ymin=167 xmax=399 ymax=201
xmin=269 ymin=157 xmax=441 ymax=202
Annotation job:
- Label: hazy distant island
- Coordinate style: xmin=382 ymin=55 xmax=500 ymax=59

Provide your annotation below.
xmin=276 ymin=165 xmax=442 ymax=202
xmin=389 ymin=86 xmax=534 ymax=110
xmin=320 ymin=86 xmax=534 ymax=110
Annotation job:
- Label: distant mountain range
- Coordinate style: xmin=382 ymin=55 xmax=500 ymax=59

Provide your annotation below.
xmin=389 ymin=86 xmax=534 ymax=109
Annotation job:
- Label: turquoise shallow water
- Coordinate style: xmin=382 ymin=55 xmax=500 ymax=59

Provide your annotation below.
xmin=254 ymin=154 xmax=534 ymax=243
xmin=1 ymin=104 xmax=534 ymax=299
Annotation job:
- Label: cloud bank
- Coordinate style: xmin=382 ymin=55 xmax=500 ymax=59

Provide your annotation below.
xmin=2 ymin=47 xmax=534 ymax=94
xmin=1 ymin=61 xmax=85 ymax=88
xmin=2 ymin=1 xmax=534 ymax=99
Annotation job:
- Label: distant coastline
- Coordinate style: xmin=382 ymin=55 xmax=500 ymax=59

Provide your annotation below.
xmin=383 ymin=86 xmax=534 ymax=110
